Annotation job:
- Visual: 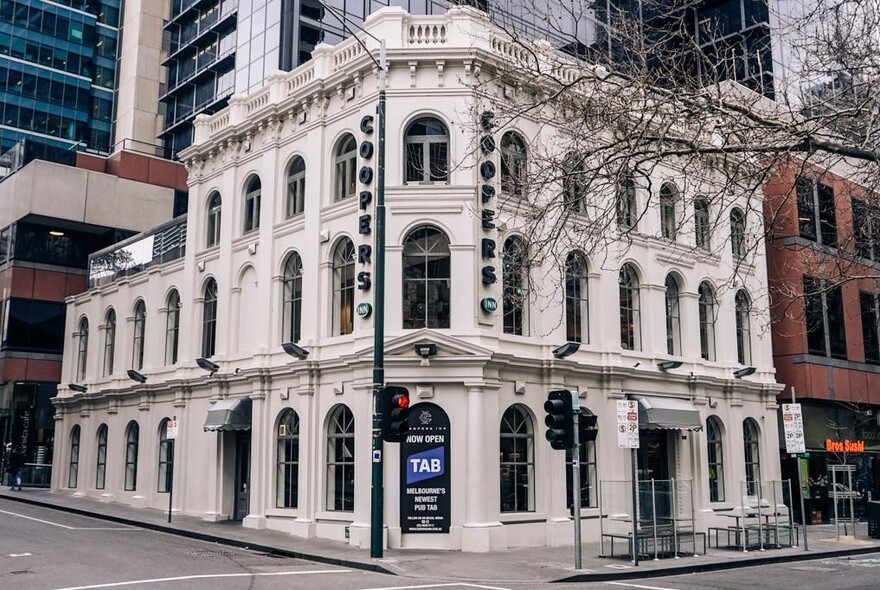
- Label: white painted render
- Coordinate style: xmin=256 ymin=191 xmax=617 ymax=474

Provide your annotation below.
xmin=54 ymin=7 xmax=782 ymax=552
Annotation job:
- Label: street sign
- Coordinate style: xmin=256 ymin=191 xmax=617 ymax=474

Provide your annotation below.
xmin=781 ymin=403 xmax=805 ymax=454
xmin=616 ymin=400 xmax=639 ymax=448
xmin=166 ymin=418 xmax=179 ymax=440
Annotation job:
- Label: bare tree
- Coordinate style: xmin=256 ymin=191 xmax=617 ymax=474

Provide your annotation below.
xmin=454 ymin=0 xmax=880 ymax=335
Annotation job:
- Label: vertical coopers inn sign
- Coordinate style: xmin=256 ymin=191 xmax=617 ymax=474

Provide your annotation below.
xmin=400 ymin=403 xmax=451 ymax=533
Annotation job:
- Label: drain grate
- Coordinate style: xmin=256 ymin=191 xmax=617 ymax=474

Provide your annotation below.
xmin=185 ymin=549 xmax=240 ymax=558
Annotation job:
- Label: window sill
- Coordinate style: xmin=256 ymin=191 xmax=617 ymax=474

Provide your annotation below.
xmin=315 ymin=511 xmax=354 ymax=522
xmin=500 ymin=511 xmax=546 ymax=524
xmin=265 ymin=507 xmax=300 ymax=518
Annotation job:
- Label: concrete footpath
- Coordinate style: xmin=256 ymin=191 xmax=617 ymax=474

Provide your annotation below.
xmin=2 ymin=488 xmax=879 ymax=584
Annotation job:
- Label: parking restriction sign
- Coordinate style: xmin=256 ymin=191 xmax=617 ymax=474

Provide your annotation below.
xmin=617 ymin=400 xmax=639 ymax=448
xmin=781 ymin=403 xmax=805 ymax=454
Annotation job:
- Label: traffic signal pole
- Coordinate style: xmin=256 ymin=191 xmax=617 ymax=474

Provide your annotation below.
xmin=571 ymin=404 xmax=582 ymax=569
xmin=370 ymin=40 xmax=387 ymax=560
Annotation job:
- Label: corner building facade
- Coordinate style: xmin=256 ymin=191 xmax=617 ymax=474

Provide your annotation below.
xmin=54 ymin=8 xmax=782 ymax=551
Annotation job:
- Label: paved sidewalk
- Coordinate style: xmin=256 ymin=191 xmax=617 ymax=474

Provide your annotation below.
xmin=2 ymin=487 xmax=879 ymax=583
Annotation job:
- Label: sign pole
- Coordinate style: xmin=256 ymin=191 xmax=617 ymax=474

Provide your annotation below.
xmin=618 ymin=399 xmax=640 ymax=566
xmin=631 ymin=448 xmax=639 ymax=566
xmin=571 ymin=399 xmax=582 ymax=570
xmin=167 ymin=416 xmax=177 ymax=524
xmin=370 ymin=40 xmax=387 ymax=560
xmin=790 ymin=388 xmax=808 ymax=551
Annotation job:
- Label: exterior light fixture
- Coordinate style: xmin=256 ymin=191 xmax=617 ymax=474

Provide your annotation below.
xmin=126 ymin=369 xmax=147 ymax=383
xmin=195 ymin=357 xmax=220 ymax=375
xmin=68 ymin=383 xmax=87 ymax=393
xmin=49 ymin=230 xmax=65 ymax=237
xmin=552 ymin=342 xmax=580 ymax=359
xmin=414 ymin=342 xmax=438 ymax=358
xmin=733 ymin=366 xmax=757 ymax=378
xmin=281 ymin=341 xmax=309 ymax=360
xmin=658 ymin=360 xmax=683 ymax=371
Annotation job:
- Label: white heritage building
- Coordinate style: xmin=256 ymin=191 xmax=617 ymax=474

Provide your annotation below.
xmin=54 ymin=7 xmax=782 ymax=552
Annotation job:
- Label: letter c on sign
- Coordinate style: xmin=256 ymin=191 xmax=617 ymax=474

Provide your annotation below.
xmin=360 ymin=114 xmax=374 ymax=134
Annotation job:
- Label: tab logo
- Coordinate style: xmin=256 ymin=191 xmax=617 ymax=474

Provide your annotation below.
xmin=406 ymin=446 xmax=444 ymax=484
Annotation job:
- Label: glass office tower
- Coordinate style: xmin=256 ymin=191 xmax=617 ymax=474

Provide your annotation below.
xmin=159 ymin=0 xmax=584 ymax=159
xmin=0 ymin=0 xmax=121 ymax=154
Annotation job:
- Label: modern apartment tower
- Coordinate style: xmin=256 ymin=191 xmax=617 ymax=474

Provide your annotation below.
xmin=0 ymin=0 xmax=121 ymax=154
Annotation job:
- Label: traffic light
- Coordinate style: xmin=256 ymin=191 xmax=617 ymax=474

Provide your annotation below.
xmin=544 ymin=389 xmax=574 ymax=450
xmin=578 ymin=410 xmax=598 ymax=442
xmin=381 ymin=386 xmax=411 ymax=442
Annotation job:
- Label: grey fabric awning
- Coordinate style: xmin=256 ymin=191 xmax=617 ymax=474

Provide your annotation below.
xmin=634 ymin=395 xmax=703 ymax=431
xmin=203 ymin=398 xmax=252 ymax=432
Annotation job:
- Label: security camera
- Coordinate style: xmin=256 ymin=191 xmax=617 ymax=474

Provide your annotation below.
xmin=68 ymin=383 xmax=88 ymax=393
xmin=281 ymin=341 xmax=309 ymax=360
xmin=196 ymin=357 xmax=220 ymax=374
xmin=126 ymin=369 xmax=147 ymax=384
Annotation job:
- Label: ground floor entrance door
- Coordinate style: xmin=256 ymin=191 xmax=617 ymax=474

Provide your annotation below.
xmin=232 ymin=431 xmax=250 ymax=521
xmin=637 ymin=430 xmax=672 ymax=528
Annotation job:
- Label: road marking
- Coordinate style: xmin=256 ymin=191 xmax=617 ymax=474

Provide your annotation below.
xmin=51 ymin=569 xmax=348 ymax=590
xmin=0 ymin=509 xmax=133 ymax=531
xmin=606 ymin=582 xmax=680 ymax=590
xmin=358 ymin=584 xmax=512 ymax=590
xmin=9 ymin=552 xmax=32 ymax=557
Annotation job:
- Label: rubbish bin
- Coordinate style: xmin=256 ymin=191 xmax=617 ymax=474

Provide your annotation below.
xmin=867 ymin=501 xmax=880 ymax=538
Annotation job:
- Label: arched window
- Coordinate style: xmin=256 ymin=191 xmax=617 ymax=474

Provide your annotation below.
xmin=707 ymin=416 xmax=725 ymax=502
xmin=503 ymin=236 xmax=529 ymax=336
xmin=276 ymin=409 xmax=300 ymax=508
xmin=694 ymin=197 xmax=710 ymax=250
xmin=743 ymin=418 xmax=761 ymax=496
xmin=282 ymin=253 xmax=304 ymax=343
xmin=326 ymin=405 xmax=354 ymax=511
xmin=500 ymin=131 xmax=527 ymax=197
xmin=103 ymin=309 xmax=116 ymax=376
xmin=132 ymin=301 xmax=146 ymax=370
xmin=665 ymin=275 xmax=681 ymax=355
xmin=404 ymin=117 xmax=449 ymax=183
xmin=202 ymin=279 xmax=218 ymax=358
xmin=699 ymin=282 xmax=716 ymax=361
xmin=124 ymin=421 xmax=139 ymax=491
xmin=334 ymin=134 xmax=357 ymax=201
xmin=68 ymin=425 xmax=80 ymax=488
xmin=243 ymin=175 xmax=261 ymax=233
xmin=165 ymin=291 xmax=180 ymax=365
xmin=735 ymin=290 xmax=752 ymax=365
xmin=206 ymin=192 xmax=222 ymax=247
xmin=158 ymin=418 xmax=174 ymax=493
xmin=617 ymin=174 xmax=637 ymax=229
xmin=500 ymin=404 xmax=534 ymax=513
xmin=619 ymin=264 xmax=641 ymax=350
xmin=332 ymin=239 xmax=355 ymax=336
xmin=286 ymin=156 xmax=306 ymax=218
xmin=402 ymin=225 xmax=451 ymax=329
xmin=730 ymin=208 xmax=746 ymax=260
xmin=563 ymin=153 xmax=586 ymax=214
xmin=660 ymin=183 xmax=678 ymax=240
xmin=76 ymin=317 xmax=89 ymax=381
xmin=96 ymin=424 xmax=108 ymax=490
xmin=565 ymin=252 xmax=589 ymax=343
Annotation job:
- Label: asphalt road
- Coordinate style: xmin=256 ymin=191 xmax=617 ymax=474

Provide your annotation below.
xmin=3 ymin=497 xmax=880 ymax=590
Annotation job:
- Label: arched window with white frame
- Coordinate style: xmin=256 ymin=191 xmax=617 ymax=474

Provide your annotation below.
xmin=158 ymin=418 xmax=174 ymax=493
xmin=282 ymin=253 xmax=304 ymax=343
xmin=95 ymin=424 xmax=108 ymax=490
xmin=665 ymin=275 xmax=681 ymax=356
xmin=730 ymin=207 xmax=746 ymax=260
xmin=76 ymin=316 xmax=89 ymax=381
xmin=735 ymin=290 xmax=752 ymax=365
xmin=334 ymin=134 xmax=357 ymax=201
xmin=165 ymin=291 xmax=180 ymax=365
xmin=286 ymin=156 xmax=306 ymax=218
xmin=206 ymin=192 xmax=222 ymax=247
xmin=68 ymin=425 xmax=80 ymax=488
xmin=103 ymin=309 xmax=116 ymax=376
xmin=502 ymin=236 xmax=529 ymax=336
xmin=276 ymin=408 xmax=300 ymax=508
xmin=500 ymin=404 xmax=535 ymax=513
xmin=243 ymin=176 xmax=261 ymax=233
xmin=500 ymin=131 xmax=527 ymax=197
xmin=404 ymin=117 xmax=449 ymax=183
xmin=202 ymin=279 xmax=218 ymax=358
xmin=326 ymin=405 xmax=354 ymax=511
xmin=707 ymin=416 xmax=725 ymax=502
xmin=565 ymin=252 xmax=589 ymax=343
xmin=743 ymin=418 xmax=761 ymax=496
xmin=132 ymin=300 xmax=146 ymax=370
xmin=660 ymin=182 xmax=678 ymax=240
xmin=402 ymin=225 xmax=451 ymax=329
xmin=694 ymin=197 xmax=710 ymax=250
xmin=124 ymin=421 xmax=139 ymax=491
xmin=619 ymin=264 xmax=641 ymax=350
xmin=699 ymin=282 xmax=716 ymax=361
xmin=332 ymin=239 xmax=355 ymax=336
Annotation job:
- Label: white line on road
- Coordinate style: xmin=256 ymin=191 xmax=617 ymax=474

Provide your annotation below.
xmin=9 ymin=552 xmax=32 ymax=557
xmin=606 ymin=582 xmax=681 ymax=590
xmin=358 ymin=584 xmax=512 ymax=590
xmin=0 ymin=509 xmax=134 ymax=530
xmin=50 ymin=569 xmax=349 ymax=590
